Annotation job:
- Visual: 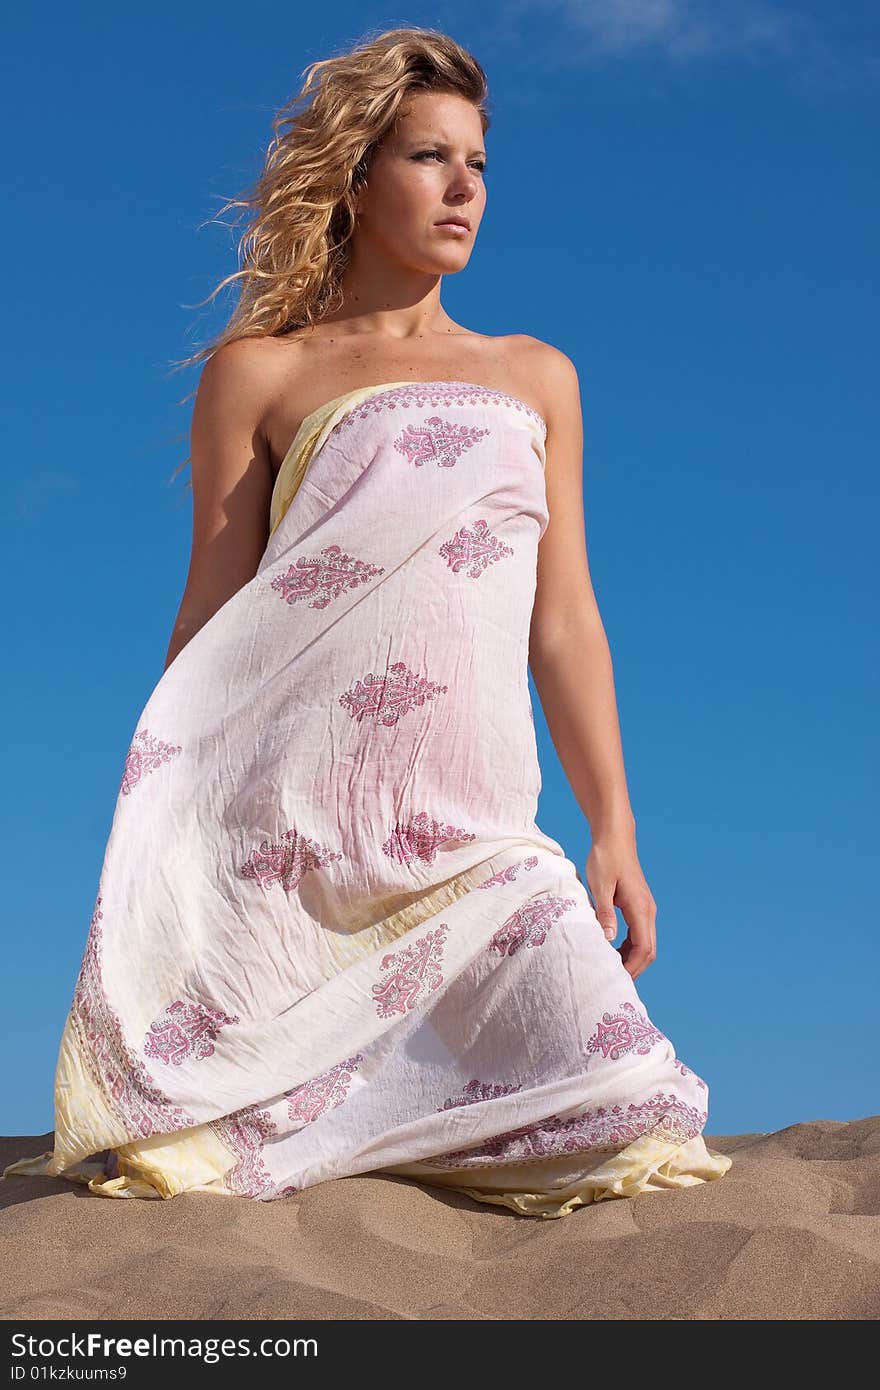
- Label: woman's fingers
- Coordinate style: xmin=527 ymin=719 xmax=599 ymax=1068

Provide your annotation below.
xmin=585 ymin=843 xmax=658 ymax=978
xmin=616 ymin=892 xmax=657 ymax=979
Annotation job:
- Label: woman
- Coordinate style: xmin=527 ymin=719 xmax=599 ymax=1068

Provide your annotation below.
xmin=3 ymin=27 xmax=731 ymax=1217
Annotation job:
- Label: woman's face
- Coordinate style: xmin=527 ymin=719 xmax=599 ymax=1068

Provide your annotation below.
xmin=353 ymin=90 xmax=487 ymax=274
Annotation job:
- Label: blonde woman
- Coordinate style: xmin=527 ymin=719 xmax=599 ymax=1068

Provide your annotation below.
xmin=3 ymin=27 xmax=731 ymax=1216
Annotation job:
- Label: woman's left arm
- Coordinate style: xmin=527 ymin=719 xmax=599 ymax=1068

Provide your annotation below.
xmin=527 ymin=343 xmax=657 ymax=981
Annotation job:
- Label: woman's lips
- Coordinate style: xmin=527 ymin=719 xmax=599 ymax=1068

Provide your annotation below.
xmin=434 ymin=221 xmax=470 ymax=236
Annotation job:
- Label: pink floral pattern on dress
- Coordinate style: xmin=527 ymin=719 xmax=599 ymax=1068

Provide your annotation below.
xmin=339 ymin=660 xmax=448 ymax=726
xmin=372 ymin=924 xmax=450 ymax=1018
xmin=585 ymin=1002 xmax=666 ymax=1063
xmin=438 ymin=519 xmax=514 ymax=577
xmin=143 ymin=999 xmax=240 ymax=1067
xmin=284 ymin=1053 xmax=365 ymax=1125
xmin=239 ymin=826 xmax=343 ymax=893
xmin=75 ymin=905 xmax=276 ymax=1199
xmin=381 ymin=811 xmax=476 ymax=865
xmin=71 ymin=896 xmax=196 ymax=1139
xmin=437 ymin=1078 xmax=522 ymax=1111
xmin=673 ymin=1057 xmax=708 ymax=1090
xmin=270 ymin=544 xmax=385 ymax=610
xmin=332 ymin=381 xmax=547 ymax=440
xmin=487 ymin=894 xmax=577 ymax=956
xmin=479 ymin=856 xmax=540 ymax=889
xmin=211 ymin=1102 xmax=278 ymax=1198
xmin=120 ymin=729 xmax=182 ymax=796
xmin=394 ymin=416 xmax=490 ymax=468
xmin=75 ymin=894 xmax=283 ymax=1195
xmin=421 ymin=1092 xmax=708 ymax=1169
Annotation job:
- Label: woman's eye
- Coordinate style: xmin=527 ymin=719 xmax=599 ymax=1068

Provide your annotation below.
xmin=412 ymin=151 xmax=486 ymax=172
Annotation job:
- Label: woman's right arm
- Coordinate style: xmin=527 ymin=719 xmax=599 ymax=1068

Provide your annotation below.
xmin=163 ymin=339 xmax=276 ymax=671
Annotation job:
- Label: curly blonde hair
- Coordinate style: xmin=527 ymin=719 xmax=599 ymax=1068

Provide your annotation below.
xmin=166 ymin=26 xmax=490 ymax=482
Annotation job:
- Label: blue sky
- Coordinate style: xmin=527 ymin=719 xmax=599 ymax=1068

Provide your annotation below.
xmin=2 ymin=2 xmax=877 ymax=1139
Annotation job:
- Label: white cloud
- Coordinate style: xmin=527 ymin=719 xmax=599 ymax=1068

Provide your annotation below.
xmin=503 ymin=0 xmax=810 ymax=63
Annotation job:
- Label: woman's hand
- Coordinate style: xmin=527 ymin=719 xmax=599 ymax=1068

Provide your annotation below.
xmin=585 ymin=831 xmax=657 ymax=980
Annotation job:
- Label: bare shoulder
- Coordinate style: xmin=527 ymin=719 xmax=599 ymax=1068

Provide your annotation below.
xmin=166 ymin=338 xmax=292 ymax=656
xmin=188 ymin=337 xmax=297 ymax=516
xmin=501 ymin=334 xmax=581 ymax=427
xmin=194 ymin=336 xmax=287 ymax=427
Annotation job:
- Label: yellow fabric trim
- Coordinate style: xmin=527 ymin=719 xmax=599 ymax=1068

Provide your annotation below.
xmin=2 ymin=1123 xmax=245 ymax=1201
xmin=323 ymin=836 xmax=556 ymax=970
xmin=268 ymin=380 xmax=416 ymax=540
xmin=3 ymin=1134 xmax=733 ymax=1214
xmin=0 ymin=1011 xmax=244 ymax=1200
xmin=381 ymin=1134 xmax=734 ymax=1219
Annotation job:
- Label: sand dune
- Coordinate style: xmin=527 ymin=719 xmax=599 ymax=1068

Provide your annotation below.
xmin=2 ymin=1117 xmax=878 ymax=1320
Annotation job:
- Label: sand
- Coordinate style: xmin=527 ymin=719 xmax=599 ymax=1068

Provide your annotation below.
xmin=1 ymin=1117 xmax=878 ymax=1320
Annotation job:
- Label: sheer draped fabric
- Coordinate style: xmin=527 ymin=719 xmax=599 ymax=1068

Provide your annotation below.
xmin=3 ymin=381 xmax=731 ymax=1216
